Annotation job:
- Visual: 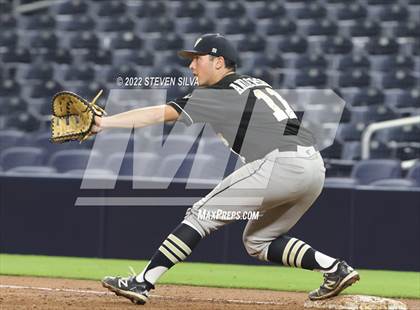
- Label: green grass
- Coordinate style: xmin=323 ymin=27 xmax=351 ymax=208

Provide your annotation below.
xmin=0 ymin=254 xmax=419 ymax=299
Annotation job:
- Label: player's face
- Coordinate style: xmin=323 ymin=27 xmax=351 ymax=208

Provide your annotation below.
xmin=189 ymin=55 xmax=216 ymax=86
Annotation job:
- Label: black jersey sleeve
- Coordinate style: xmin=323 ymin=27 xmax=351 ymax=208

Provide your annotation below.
xmin=166 ymin=93 xmax=194 ymax=126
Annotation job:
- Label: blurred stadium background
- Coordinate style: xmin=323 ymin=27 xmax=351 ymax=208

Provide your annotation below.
xmin=0 ymin=0 xmax=419 ymax=272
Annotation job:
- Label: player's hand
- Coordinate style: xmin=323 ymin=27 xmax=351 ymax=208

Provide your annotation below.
xmin=91 ymin=115 xmax=103 ymax=134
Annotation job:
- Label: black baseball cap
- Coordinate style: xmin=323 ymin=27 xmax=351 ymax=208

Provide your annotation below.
xmin=178 ymin=33 xmax=238 ymax=64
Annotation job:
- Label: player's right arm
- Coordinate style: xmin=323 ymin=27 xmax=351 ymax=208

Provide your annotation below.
xmin=92 ymin=105 xmax=179 ymax=133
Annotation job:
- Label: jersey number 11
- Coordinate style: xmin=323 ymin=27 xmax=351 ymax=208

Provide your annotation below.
xmin=253 ymin=88 xmax=297 ymax=122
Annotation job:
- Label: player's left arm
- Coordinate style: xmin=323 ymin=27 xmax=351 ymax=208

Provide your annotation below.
xmin=92 ymin=105 xmax=179 ymax=133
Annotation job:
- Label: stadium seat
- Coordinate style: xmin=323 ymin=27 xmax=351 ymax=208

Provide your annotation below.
xmin=238 ymin=35 xmax=266 ymax=52
xmin=162 ymin=53 xmax=190 ymax=67
xmin=341 ymin=141 xmax=361 ymax=160
xmin=29 ymin=31 xmax=58 ymax=49
xmin=369 ymin=141 xmax=393 ymax=159
xmin=29 ymin=80 xmax=63 ymax=100
xmin=22 ymin=14 xmax=55 ymax=30
xmin=367 ymin=37 xmax=399 ymax=55
xmin=70 ymin=32 xmax=100 ymax=50
xmin=366 ymin=0 xmax=394 ymax=4
xmin=1 ymin=48 xmax=32 ymax=64
xmin=350 ymin=21 xmax=380 ymax=38
xmin=154 ymin=33 xmax=184 ymax=51
xmin=395 ymin=145 xmax=420 ymax=161
xmin=306 ymin=20 xmax=338 ymax=36
xmin=0 ymin=80 xmax=20 ymax=97
xmin=278 ymin=35 xmax=308 ymax=54
xmin=0 ymin=146 xmax=45 ymax=170
xmin=351 ymin=105 xmax=398 ymax=123
xmin=382 ymin=70 xmax=416 ymax=89
xmin=379 ymin=4 xmax=409 ymax=21
xmin=84 ymin=49 xmax=112 ymax=65
xmin=55 ymin=15 xmax=95 ymax=31
xmin=338 ymin=69 xmax=371 ymax=88
xmin=370 ymin=178 xmax=418 ymax=188
xmin=0 ymin=130 xmax=26 ymax=149
xmin=253 ymin=53 xmax=284 ymax=68
xmin=338 ymin=54 xmax=370 ymax=71
xmin=295 ymin=54 xmax=328 ymax=69
xmin=394 ymin=89 xmax=420 ymax=108
xmin=295 ymin=3 xmax=327 ymax=19
xmin=38 ymin=48 xmax=73 ymax=64
xmin=63 ymin=65 xmax=96 ymax=82
xmin=5 ymin=165 xmax=57 ymax=175
xmin=225 ymin=18 xmax=255 ymax=35
xmin=0 ymin=30 xmax=16 ymax=48
xmin=336 ymin=3 xmax=367 ymax=20
xmin=48 ymin=150 xmax=103 ymax=173
xmin=327 ymin=159 xmax=403 ymax=186
xmin=0 ymin=97 xmax=27 ymax=114
xmin=0 ymin=14 xmax=16 ymax=30
xmin=111 ymin=32 xmax=143 ymax=49
xmin=97 ymin=16 xmax=134 ymax=32
xmin=144 ymin=18 xmax=175 ymax=33
xmin=176 ymin=1 xmax=205 ymax=17
xmin=216 ymin=2 xmax=246 ymax=18
xmin=295 ymin=68 xmax=327 ymax=87
xmin=379 ymin=55 xmax=414 ymax=72
xmin=24 ymin=63 xmax=54 ymax=81
xmin=322 ymin=36 xmax=353 ymax=54
xmin=135 ymin=1 xmax=167 ymax=17
xmin=336 ymin=123 xmax=366 ymax=142
xmin=395 ymin=21 xmax=420 ymax=38
xmin=352 ymin=159 xmax=402 ymax=185
xmin=184 ymin=18 xmax=216 ymax=34
xmin=350 ymin=88 xmax=384 ymax=107
xmin=54 ymin=0 xmax=88 ymax=15
xmin=266 ymin=19 xmax=297 ymax=36
xmin=246 ymin=68 xmax=275 ymax=85
xmin=6 ymin=113 xmax=40 ymax=132
xmin=97 ymin=1 xmax=126 ymax=16
xmin=255 ymin=2 xmax=285 ymax=19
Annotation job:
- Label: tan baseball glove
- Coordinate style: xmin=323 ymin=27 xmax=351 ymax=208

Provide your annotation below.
xmin=50 ymin=89 xmax=106 ymax=143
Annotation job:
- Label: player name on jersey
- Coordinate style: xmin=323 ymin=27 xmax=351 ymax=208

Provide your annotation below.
xmin=229 ymin=77 xmax=271 ymax=95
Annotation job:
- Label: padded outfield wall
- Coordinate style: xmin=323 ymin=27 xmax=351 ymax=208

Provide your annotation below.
xmin=0 ymin=175 xmax=419 ymax=271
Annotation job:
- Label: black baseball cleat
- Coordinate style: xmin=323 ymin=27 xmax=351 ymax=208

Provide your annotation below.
xmin=308 ymin=260 xmax=360 ymax=300
xmin=102 ymin=275 xmax=154 ymax=305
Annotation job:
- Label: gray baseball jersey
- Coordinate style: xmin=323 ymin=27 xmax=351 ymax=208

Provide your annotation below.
xmin=166 ymin=73 xmax=325 ymax=258
xmin=167 ymin=73 xmax=316 ymax=162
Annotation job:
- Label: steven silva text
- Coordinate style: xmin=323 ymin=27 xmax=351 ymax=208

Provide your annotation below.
xmin=123 ymin=76 xmax=198 ymax=87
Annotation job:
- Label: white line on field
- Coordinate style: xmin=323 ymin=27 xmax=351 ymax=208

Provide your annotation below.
xmin=0 ymin=284 xmax=289 ymax=306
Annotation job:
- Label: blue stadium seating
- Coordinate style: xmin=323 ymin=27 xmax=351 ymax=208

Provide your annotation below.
xmin=0 ymin=146 xmax=45 ymax=170
xmin=337 ymin=3 xmax=367 ymax=20
xmin=370 ymin=178 xmax=418 ymax=187
xmin=176 ymin=1 xmax=205 ymax=18
xmin=2 ymin=48 xmax=32 ymax=64
xmin=48 ymin=150 xmax=103 ymax=173
xmin=0 ymin=0 xmax=418 ymax=183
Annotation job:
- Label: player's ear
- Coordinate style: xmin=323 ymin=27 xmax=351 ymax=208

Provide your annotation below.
xmin=215 ymin=56 xmax=224 ymax=70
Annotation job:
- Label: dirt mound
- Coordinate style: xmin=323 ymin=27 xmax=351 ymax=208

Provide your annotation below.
xmin=0 ymin=276 xmax=418 ymax=310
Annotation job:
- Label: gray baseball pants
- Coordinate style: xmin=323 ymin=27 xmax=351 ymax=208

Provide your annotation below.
xmin=182 ymin=146 xmax=326 ymax=262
